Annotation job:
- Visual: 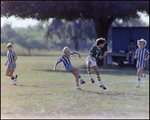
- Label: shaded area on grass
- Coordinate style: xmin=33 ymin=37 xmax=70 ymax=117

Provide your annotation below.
xmin=32 ymin=68 xmax=139 ymax=76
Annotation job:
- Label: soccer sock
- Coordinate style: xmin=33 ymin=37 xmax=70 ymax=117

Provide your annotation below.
xmin=142 ymin=74 xmax=149 ymax=78
xmin=78 ymin=75 xmax=82 ymax=81
xmin=97 ymin=75 xmax=103 ymax=86
xmin=11 ymin=76 xmax=14 ymax=80
xmin=137 ymin=77 xmax=141 ymax=86
xmin=87 ymin=69 xmax=93 ymax=79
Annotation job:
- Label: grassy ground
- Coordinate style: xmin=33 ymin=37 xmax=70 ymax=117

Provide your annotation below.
xmin=1 ymin=55 xmax=149 ymax=119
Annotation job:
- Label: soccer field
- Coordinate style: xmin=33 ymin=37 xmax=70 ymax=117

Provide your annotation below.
xmin=1 ymin=56 xmax=149 ymax=119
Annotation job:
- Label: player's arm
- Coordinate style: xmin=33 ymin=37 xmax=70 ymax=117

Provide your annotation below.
xmin=134 ymin=49 xmax=138 ymax=59
xmin=5 ymin=60 xmax=8 ymax=66
xmin=53 ymin=62 xmax=58 ymax=71
xmin=53 ymin=58 xmax=62 ymax=71
xmin=134 ymin=55 xmax=137 ymax=59
xmin=74 ymin=51 xmax=81 ymax=58
xmin=144 ymin=51 xmax=149 ymax=61
xmin=99 ymin=51 xmax=108 ymax=60
xmin=89 ymin=53 xmax=97 ymax=62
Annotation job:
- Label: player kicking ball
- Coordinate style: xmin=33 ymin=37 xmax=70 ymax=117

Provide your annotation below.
xmin=134 ymin=39 xmax=149 ymax=88
xmin=86 ymin=38 xmax=108 ymax=90
xmin=53 ymin=47 xmax=85 ymax=90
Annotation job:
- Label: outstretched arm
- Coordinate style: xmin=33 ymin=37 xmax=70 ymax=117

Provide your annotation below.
xmin=53 ymin=62 xmax=59 ymax=71
xmin=134 ymin=55 xmax=137 ymax=59
xmin=99 ymin=51 xmax=108 ymax=60
xmin=53 ymin=57 xmax=62 ymax=71
xmin=74 ymin=51 xmax=81 ymax=58
xmin=5 ymin=60 xmax=8 ymax=66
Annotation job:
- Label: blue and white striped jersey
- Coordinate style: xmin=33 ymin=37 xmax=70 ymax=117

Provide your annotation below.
xmin=57 ymin=52 xmax=75 ymax=66
xmin=135 ymin=48 xmax=149 ymax=62
xmin=7 ymin=51 xmax=16 ymax=63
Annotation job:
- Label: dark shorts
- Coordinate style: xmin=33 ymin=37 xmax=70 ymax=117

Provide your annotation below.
xmin=8 ymin=63 xmax=16 ymax=68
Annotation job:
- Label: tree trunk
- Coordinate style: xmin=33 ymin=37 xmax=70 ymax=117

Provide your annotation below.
xmin=93 ymin=17 xmax=115 ymax=66
xmin=74 ymin=39 xmax=79 ymax=51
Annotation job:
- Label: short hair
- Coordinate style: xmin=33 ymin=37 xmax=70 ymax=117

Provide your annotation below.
xmin=130 ymin=39 xmax=134 ymax=43
xmin=96 ymin=38 xmax=107 ymax=45
xmin=6 ymin=43 xmax=12 ymax=48
xmin=137 ymin=38 xmax=147 ymax=47
xmin=62 ymin=46 xmax=71 ymax=52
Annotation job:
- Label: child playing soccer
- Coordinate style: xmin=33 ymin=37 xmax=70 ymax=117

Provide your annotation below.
xmin=134 ymin=39 xmax=149 ymax=88
xmin=86 ymin=38 xmax=108 ymax=90
xmin=53 ymin=47 xmax=85 ymax=90
xmin=5 ymin=43 xmax=18 ymax=85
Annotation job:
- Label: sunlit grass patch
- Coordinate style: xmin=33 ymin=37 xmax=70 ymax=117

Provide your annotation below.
xmin=1 ymin=56 xmax=149 ymax=119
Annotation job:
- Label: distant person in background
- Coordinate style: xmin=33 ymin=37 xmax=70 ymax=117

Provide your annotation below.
xmin=134 ymin=39 xmax=149 ymax=88
xmin=126 ymin=39 xmax=136 ymax=64
xmin=5 ymin=43 xmax=18 ymax=85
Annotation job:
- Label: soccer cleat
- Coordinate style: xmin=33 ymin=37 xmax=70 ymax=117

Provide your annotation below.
xmin=100 ymin=85 xmax=107 ymax=90
xmin=90 ymin=78 xmax=95 ymax=83
xmin=80 ymin=79 xmax=85 ymax=84
xmin=12 ymin=79 xmax=17 ymax=85
xmin=76 ymin=87 xmax=82 ymax=90
xmin=136 ymin=85 xmax=140 ymax=88
xmin=13 ymin=75 xmax=18 ymax=81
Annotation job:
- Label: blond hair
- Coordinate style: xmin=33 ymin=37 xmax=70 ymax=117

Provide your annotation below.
xmin=137 ymin=39 xmax=147 ymax=48
xmin=62 ymin=46 xmax=71 ymax=52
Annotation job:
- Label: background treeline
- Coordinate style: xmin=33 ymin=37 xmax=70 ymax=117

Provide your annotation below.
xmin=1 ymin=19 xmax=97 ymax=54
xmin=1 ymin=17 xmax=148 ymax=55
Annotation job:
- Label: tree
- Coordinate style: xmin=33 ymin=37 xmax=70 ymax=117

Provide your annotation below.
xmin=1 ymin=1 xmax=149 ymax=65
xmin=44 ymin=18 xmax=96 ymax=50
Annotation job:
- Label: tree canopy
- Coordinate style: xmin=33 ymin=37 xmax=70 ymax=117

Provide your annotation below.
xmin=1 ymin=1 xmax=149 ymax=65
xmin=1 ymin=1 xmax=149 ymax=40
xmin=1 ymin=1 xmax=149 ymax=20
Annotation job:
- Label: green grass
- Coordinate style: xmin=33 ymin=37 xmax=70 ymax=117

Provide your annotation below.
xmin=1 ymin=56 xmax=149 ymax=119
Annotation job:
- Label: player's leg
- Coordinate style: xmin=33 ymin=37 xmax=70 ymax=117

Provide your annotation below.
xmin=70 ymin=66 xmax=85 ymax=84
xmin=126 ymin=52 xmax=130 ymax=64
xmin=9 ymin=68 xmax=17 ymax=85
xmin=5 ymin=68 xmax=11 ymax=77
xmin=92 ymin=65 xmax=107 ymax=90
xmin=136 ymin=67 xmax=144 ymax=88
xmin=71 ymin=70 xmax=82 ymax=90
xmin=86 ymin=61 xmax=95 ymax=83
xmin=6 ymin=63 xmax=18 ymax=80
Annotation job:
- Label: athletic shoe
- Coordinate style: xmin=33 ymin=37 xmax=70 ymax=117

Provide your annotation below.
xmin=76 ymin=87 xmax=82 ymax=90
xmin=91 ymin=78 xmax=95 ymax=83
xmin=13 ymin=75 xmax=18 ymax=81
xmin=80 ymin=79 xmax=85 ymax=84
xmin=100 ymin=85 xmax=107 ymax=90
xmin=136 ymin=85 xmax=140 ymax=88
xmin=12 ymin=79 xmax=17 ymax=85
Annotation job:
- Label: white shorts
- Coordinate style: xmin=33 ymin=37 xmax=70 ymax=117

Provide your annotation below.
xmin=85 ymin=55 xmax=97 ymax=67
